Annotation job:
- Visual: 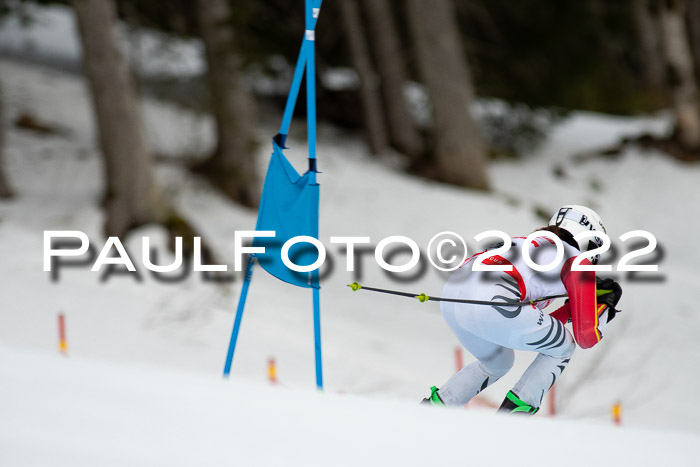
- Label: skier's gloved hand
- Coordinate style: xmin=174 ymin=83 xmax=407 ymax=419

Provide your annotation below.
xmin=596 ymin=277 xmax=622 ymax=323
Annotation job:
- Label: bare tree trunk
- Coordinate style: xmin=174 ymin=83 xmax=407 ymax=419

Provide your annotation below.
xmin=0 ymin=81 xmax=13 ymax=198
xmin=194 ymin=0 xmax=258 ymax=207
xmin=684 ymin=0 xmax=700 ymax=82
xmin=633 ymin=0 xmax=666 ymax=94
xmin=655 ymin=0 xmax=700 ymax=149
xmin=406 ymin=0 xmax=489 ymax=189
xmin=361 ymin=0 xmax=424 ymax=160
xmin=73 ymin=0 xmax=165 ymax=237
xmin=338 ymin=1 xmax=389 ymax=155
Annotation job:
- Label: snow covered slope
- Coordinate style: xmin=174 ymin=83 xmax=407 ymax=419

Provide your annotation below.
xmin=1 ymin=17 xmax=700 ymax=458
xmin=2 ymin=344 xmax=698 ymax=467
xmin=0 ymin=3 xmax=204 ymax=77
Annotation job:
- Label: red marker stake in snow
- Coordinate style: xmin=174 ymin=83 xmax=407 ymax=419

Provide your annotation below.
xmin=549 ymin=384 xmax=556 ymax=416
xmin=58 ymin=313 xmax=67 ymax=356
xmin=454 ymin=347 xmax=463 ymax=372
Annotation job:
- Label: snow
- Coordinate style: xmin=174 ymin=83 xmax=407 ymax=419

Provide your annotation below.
xmin=0 ymin=3 xmax=82 ymax=67
xmin=2 ymin=6 xmax=700 ymax=464
xmin=2 ymin=344 xmax=698 ymax=467
xmin=0 ymin=3 xmax=204 ymax=77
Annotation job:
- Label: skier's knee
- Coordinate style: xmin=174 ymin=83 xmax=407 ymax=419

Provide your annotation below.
xmin=545 ymin=339 xmax=576 ymax=360
xmin=479 ymin=348 xmax=514 ymax=378
xmin=564 ymin=340 xmax=575 ymax=358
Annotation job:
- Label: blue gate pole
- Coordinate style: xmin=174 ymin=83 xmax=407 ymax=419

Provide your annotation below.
xmin=306 ymin=0 xmax=323 ymax=390
xmin=279 ymin=40 xmax=309 ymax=141
xmin=279 ymin=2 xmax=321 ymax=142
xmin=305 ymin=0 xmax=317 ymax=163
xmin=223 ymin=256 xmax=255 ymax=377
xmin=312 ymin=283 xmax=323 ymax=390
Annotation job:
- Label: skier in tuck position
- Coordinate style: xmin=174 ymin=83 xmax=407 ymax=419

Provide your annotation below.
xmin=422 ymin=205 xmax=622 ymax=414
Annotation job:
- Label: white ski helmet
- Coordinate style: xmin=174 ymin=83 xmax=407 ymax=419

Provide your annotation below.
xmin=549 ymin=205 xmax=606 ymax=263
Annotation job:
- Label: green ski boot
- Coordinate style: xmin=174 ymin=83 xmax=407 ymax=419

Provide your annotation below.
xmin=498 ymin=390 xmax=539 ymax=415
xmin=420 ymin=386 xmax=445 ymax=407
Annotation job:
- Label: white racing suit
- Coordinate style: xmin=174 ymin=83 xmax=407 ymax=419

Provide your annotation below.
xmin=436 ymin=235 xmax=607 ymax=409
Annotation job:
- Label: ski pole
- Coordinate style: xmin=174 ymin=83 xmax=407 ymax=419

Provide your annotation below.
xmin=348 ymin=282 xmax=567 ymax=306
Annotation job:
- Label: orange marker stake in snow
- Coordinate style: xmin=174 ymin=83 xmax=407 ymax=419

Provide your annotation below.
xmin=58 ymin=313 xmax=67 ymax=355
xmin=268 ymin=357 xmax=277 ymax=384
xmin=612 ymin=401 xmax=622 ymax=426
xmin=454 ymin=347 xmax=463 ymax=372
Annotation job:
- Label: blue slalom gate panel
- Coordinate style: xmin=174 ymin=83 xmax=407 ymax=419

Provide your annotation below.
xmin=254 ymin=142 xmax=320 ymax=289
